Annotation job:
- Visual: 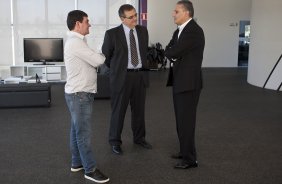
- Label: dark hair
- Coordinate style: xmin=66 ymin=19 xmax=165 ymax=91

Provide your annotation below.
xmin=177 ymin=0 xmax=194 ymax=18
xmin=67 ymin=10 xmax=88 ymax=30
xmin=118 ymin=4 xmax=135 ymax=18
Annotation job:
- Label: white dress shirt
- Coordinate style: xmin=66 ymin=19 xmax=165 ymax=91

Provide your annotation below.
xmin=122 ymin=24 xmax=142 ymax=69
xmin=64 ymin=31 xmax=105 ymax=94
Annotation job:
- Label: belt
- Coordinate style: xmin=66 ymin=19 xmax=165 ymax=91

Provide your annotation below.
xmin=127 ymin=68 xmax=143 ymax=72
xmin=67 ymin=92 xmax=94 ymax=96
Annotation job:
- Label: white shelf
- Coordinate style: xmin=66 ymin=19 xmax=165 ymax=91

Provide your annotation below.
xmin=10 ymin=64 xmax=66 ymax=82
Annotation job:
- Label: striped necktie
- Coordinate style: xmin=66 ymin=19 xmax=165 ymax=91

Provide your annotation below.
xmin=130 ymin=29 xmax=138 ymax=67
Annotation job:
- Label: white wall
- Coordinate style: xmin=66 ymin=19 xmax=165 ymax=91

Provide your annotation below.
xmin=194 ymin=0 xmax=252 ymax=67
xmin=147 ymin=0 xmax=178 ymax=47
xmin=247 ymin=0 xmax=282 ymax=91
xmin=147 ymin=0 xmax=252 ymax=67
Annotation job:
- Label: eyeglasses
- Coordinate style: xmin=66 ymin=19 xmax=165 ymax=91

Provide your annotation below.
xmin=123 ymin=13 xmax=138 ymax=20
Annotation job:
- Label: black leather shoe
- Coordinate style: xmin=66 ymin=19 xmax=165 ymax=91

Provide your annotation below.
xmin=134 ymin=140 xmax=152 ymax=149
xmin=171 ymin=153 xmax=183 ymax=159
xmin=112 ymin=145 xmax=122 ymax=155
xmin=174 ymin=161 xmax=198 ymax=169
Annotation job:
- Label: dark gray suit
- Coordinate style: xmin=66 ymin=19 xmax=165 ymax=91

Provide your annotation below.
xmin=102 ymin=24 xmax=149 ymax=146
xmin=165 ymin=19 xmax=205 ymax=164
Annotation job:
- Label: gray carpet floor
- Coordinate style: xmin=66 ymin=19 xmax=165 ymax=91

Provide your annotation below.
xmin=0 ymin=68 xmax=281 ymax=184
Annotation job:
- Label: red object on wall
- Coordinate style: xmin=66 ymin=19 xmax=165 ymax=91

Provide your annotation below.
xmin=139 ymin=0 xmax=147 ymax=27
xmin=141 ymin=13 xmax=147 ymax=20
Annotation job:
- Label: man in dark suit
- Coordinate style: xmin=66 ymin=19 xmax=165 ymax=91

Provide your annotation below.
xmin=102 ymin=4 xmax=152 ymax=155
xmin=165 ymin=1 xmax=205 ymax=169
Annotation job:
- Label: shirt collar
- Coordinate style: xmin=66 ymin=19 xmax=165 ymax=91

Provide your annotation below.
xmin=122 ymin=24 xmax=136 ymax=33
xmin=67 ymin=31 xmax=86 ymax=41
xmin=178 ymin=18 xmax=192 ymax=31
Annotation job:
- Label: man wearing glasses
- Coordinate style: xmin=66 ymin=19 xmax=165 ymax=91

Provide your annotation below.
xmin=102 ymin=4 xmax=152 ymax=155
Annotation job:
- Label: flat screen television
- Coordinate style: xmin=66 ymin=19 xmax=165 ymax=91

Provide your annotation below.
xmin=24 ymin=38 xmax=64 ymax=65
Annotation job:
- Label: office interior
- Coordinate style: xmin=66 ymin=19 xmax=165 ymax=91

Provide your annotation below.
xmin=0 ymin=0 xmax=281 ymax=184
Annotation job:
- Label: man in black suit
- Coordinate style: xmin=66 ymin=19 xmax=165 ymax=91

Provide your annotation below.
xmin=102 ymin=4 xmax=152 ymax=155
xmin=165 ymin=1 xmax=205 ymax=169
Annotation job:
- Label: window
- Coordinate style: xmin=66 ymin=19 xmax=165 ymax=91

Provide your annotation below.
xmin=0 ymin=0 xmax=139 ymax=66
xmin=0 ymin=1 xmax=12 ymax=66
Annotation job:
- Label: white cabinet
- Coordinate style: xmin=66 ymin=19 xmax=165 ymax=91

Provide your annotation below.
xmin=42 ymin=66 xmax=62 ymax=81
xmin=10 ymin=65 xmax=66 ymax=81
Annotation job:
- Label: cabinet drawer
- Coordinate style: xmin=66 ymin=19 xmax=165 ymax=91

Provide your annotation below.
xmin=43 ymin=67 xmax=61 ymax=73
xmin=43 ymin=73 xmax=61 ymax=81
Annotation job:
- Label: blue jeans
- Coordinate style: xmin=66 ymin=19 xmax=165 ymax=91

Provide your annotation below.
xmin=65 ymin=92 xmax=96 ymax=173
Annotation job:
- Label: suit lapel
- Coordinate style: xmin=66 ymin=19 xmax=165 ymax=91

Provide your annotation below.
xmin=173 ymin=29 xmax=179 ymax=43
xmin=178 ymin=19 xmax=194 ymax=40
xmin=135 ymin=26 xmax=147 ymax=67
xmin=135 ymin=26 xmax=143 ymax=55
xmin=117 ymin=25 xmax=128 ymax=50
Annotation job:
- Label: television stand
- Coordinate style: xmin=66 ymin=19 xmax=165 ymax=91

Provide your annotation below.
xmin=10 ymin=65 xmax=66 ymax=81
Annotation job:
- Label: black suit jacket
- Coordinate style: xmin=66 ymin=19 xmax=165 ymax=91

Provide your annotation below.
xmin=102 ymin=25 xmax=149 ymax=93
xmin=165 ymin=19 xmax=205 ymax=93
